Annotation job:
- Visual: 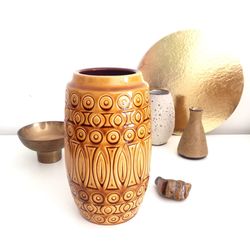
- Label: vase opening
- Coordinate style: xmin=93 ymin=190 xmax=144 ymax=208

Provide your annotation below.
xmin=150 ymin=89 xmax=169 ymax=95
xmin=190 ymin=107 xmax=203 ymax=112
xmin=79 ymin=68 xmax=136 ymax=76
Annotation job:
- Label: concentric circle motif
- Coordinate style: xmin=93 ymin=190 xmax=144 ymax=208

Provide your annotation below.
xmin=117 ymin=95 xmax=131 ymax=109
xmin=99 ymin=95 xmax=113 ymax=110
xmin=137 ymin=124 xmax=147 ymax=139
xmin=123 ymin=191 xmax=135 ymax=201
xmin=73 ymin=111 xmax=85 ymax=125
xmin=79 ymin=190 xmax=89 ymax=201
xmin=76 ymin=128 xmax=86 ymax=141
xmin=89 ymin=113 xmax=105 ymax=127
xmin=137 ymin=185 xmax=145 ymax=196
xmin=82 ymin=95 xmax=95 ymax=110
xmin=132 ymin=110 xmax=143 ymax=124
xmin=135 ymin=112 xmax=142 ymax=122
xmin=84 ymin=204 xmax=97 ymax=214
xmin=70 ymin=93 xmax=79 ymax=106
xmin=101 ymin=206 xmax=116 ymax=215
xmin=122 ymin=211 xmax=134 ymax=221
xmin=133 ymin=93 xmax=143 ymax=107
xmin=110 ymin=113 xmax=126 ymax=127
xmin=114 ymin=115 xmax=122 ymax=125
xmin=92 ymin=215 xmax=105 ymax=224
xmin=66 ymin=123 xmax=74 ymax=137
xmin=120 ymin=203 xmax=132 ymax=213
xmin=107 ymin=193 xmax=120 ymax=204
xmin=92 ymin=193 xmax=104 ymax=204
xmin=106 ymin=130 xmax=120 ymax=144
xmin=123 ymin=129 xmax=135 ymax=143
xmin=107 ymin=215 xmax=120 ymax=224
xmin=89 ymin=130 xmax=103 ymax=144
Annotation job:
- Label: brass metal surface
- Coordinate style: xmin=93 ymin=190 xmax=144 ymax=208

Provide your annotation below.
xmin=18 ymin=121 xmax=64 ymax=163
xmin=138 ymin=30 xmax=244 ymax=133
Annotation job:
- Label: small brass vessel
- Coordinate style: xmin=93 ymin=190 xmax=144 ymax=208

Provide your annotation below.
xmin=18 ymin=121 xmax=64 ymax=163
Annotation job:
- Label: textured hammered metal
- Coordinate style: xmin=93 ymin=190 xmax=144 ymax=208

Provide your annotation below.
xmin=138 ymin=30 xmax=244 ymax=134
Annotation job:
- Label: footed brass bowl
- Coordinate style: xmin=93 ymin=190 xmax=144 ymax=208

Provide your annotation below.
xmin=18 ymin=121 xmax=64 ymax=163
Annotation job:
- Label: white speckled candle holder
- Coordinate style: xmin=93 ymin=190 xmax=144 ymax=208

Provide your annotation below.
xmin=150 ymin=89 xmax=175 ymax=145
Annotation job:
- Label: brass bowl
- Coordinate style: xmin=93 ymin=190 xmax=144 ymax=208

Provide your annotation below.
xmin=18 ymin=121 xmax=64 ymax=164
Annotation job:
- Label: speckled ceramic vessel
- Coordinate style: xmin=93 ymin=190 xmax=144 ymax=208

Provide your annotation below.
xmin=150 ymin=89 xmax=175 ymax=145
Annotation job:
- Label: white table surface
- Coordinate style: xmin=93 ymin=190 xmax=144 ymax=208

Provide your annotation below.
xmin=0 ymin=135 xmax=249 ymax=250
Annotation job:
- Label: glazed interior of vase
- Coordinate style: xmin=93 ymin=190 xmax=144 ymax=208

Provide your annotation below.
xmin=79 ymin=68 xmax=136 ymax=76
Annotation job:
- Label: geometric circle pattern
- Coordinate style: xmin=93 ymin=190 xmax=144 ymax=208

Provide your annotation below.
xmin=69 ymin=178 xmax=148 ymax=225
xmin=82 ymin=95 xmax=95 ymax=110
xmin=89 ymin=130 xmax=103 ymax=144
xmin=99 ymin=95 xmax=113 ymax=110
xmin=65 ymin=86 xmax=151 ymax=225
xmin=133 ymin=93 xmax=143 ymax=107
xmin=106 ymin=130 xmax=120 ymax=144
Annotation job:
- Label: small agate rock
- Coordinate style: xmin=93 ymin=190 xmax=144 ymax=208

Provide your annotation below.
xmin=155 ymin=177 xmax=191 ymax=201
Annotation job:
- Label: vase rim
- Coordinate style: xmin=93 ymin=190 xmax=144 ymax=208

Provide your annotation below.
xmin=150 ymin=89 xmax=169 ymax=95
xmin=77 ymin=67 xmax=138 ymax=77
xmin=71 ymin=67 xmax=145 ymax=90
xmin=190 ymin=107 xmax=203 ymax=112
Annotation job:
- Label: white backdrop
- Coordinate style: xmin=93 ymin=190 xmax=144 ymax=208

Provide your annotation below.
xmin=0 ymin=0 xmax=249 ymax=134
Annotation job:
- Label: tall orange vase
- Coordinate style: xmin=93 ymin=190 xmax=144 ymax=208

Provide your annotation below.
xmin=65 ymin=68 xmax=151 ymax=225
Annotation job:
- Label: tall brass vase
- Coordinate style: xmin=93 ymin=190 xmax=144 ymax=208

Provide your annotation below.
xmin=177 ymin=107 xmax=208 ymax=159
xmin=65 ymin=68 xmax=151 ymax=225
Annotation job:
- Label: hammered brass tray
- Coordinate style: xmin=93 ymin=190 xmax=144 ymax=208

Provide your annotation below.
xmin=139 ymin=29 xmax=244 ymax=134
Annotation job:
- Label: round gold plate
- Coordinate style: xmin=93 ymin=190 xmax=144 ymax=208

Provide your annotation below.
xmin=138 ymin=30 xmax=244 ymax=134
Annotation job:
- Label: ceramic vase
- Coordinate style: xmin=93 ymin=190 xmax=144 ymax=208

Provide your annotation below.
xmin=177 ymin=107 xmax=208 ymax=159
xmin=65 ymin=68 xmax=151 ymax=225
xmin=150 ymin=89 xmax=175 ymax=145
